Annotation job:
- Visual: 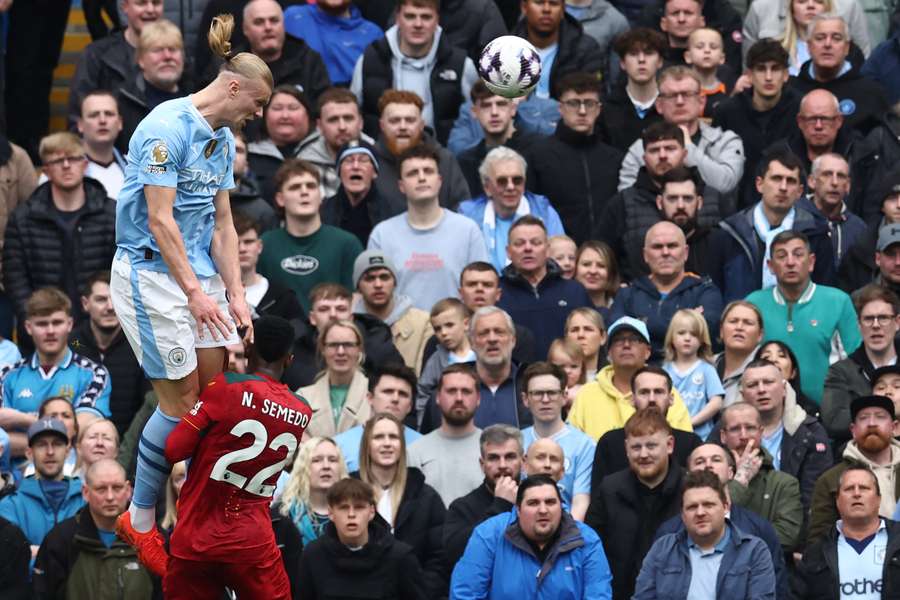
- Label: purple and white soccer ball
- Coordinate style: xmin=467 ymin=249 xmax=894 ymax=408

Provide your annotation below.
xmin=477 ymin=36 xmax=542 ymax=99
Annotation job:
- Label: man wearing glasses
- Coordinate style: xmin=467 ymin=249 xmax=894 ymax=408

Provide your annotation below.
xmin=618 ymin=66 xmax=744 ymax=197
xmin=459 ymin=146 xmax=564 ymax=272
xmin=3 ymin=132 xmax=116 ymax=325
xmin=520 ymin=361 xmax=595 ymax=520
xmin=529 ymin=71 xmax=623 ymax=244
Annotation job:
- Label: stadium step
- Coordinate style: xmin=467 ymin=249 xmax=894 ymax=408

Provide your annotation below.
xmin=50 ymin=0 xmax=100 ymax=133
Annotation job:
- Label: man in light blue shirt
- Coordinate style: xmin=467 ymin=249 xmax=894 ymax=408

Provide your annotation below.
xmin=520 ymin=361 xmax=594 ymax=520
xmin=333 ymin=364 xmax=421 ymax=472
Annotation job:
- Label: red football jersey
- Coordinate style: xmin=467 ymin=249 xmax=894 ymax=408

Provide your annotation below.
xmin=165 ymin=371 xmax=312 ymax=563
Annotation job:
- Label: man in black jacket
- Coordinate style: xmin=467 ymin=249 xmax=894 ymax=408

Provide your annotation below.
xmin=298 ymin=478 xmax=427 ymax=600
xmin=443 ymin=424 xmax=523 ymax=569
xmin=529 ymin=72 xmax=623 ymax=244
xmin=0 ymin=516 xmax=29 ymax=600
xmin=586 ymin=408 xmax=683 ymax=600
xmin=70 ymin=272 xmax=148 ymax=439
xmin=2 ymin=132 xmax=116 ymax=326
xmin=713 ymin=39 xmax=801 ymax=211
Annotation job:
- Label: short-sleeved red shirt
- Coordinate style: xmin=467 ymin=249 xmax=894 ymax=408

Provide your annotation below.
xmin=165 ymin=371 xmax=312 ymax=562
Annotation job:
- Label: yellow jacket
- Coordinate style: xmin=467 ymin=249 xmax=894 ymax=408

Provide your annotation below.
xmin=567 ymin=365 xmax=694 ymax=441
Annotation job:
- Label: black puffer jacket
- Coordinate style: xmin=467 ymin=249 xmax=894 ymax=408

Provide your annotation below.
xmin=439 ymin=0 xmax=507 ymax=60
xmin=849 ymin=111 xmax=900 ymax=223
xmin=68 ymin=32 xmax=136 ymax=127
xmin=837 ymin=220 xmax=879 ymax=292
xmin=3 ymin=178 xmax=116 ymax=317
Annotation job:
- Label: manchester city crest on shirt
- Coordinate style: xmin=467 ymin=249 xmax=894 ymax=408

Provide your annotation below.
xmin=204 ymin=139 xmax=218 ymax=159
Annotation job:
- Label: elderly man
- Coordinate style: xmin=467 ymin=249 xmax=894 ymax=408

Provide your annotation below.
xmin=351 ymin=0 xmax=478 ymax=145
xmin=450 ymin=474 xmax=613 ymax=599
xmin=370 ymin=90 xmax=471 ymax=213
xmin=796 ymin=466 xmax=900 ymax=598
xmin=204 ymin=0 xmax=330 ymax=101
xmin=459 ymin=147 xmax=564 ymax=272
xmin=713 ymin=149 xmax=835 ymax=302
xmin=747 ymin=230 xmax=861 ymax=404
xmin=520 ymin=362 xmax=595 ymax=521
xmin=738 ymin=358 xmax=832 ymax=509
xmin=797 ymin=153 xmax=866 ymax=271
xmin=592 ymin=366 xmax=702 ymax=482
xmin=33 ymin=459 xmax=154 ymax=597
xmin=609 ymin=220 xmax=723 ymax=359
xmin=586 ymin=409 xmax=684 ymax=600
xmin=618 ymin=66 xmax=744 ymax=196
xmin=298 ymin=88 xmax=374 ymax=198
xmin=808 ymin=395 xmax=900 ymax=544
xmin=719 ymin=402 xmax=803 ymax=549
xmin=823 ymin=285 xmax=900 ymax=447
xmin=569 ymin=318 xmax=694 ymax=442
xmin=496 ymin=216 xmax=592 ymax=358
xmin=656 ymin=443 xmax=789 ymax=600
xmin=443 ymin=424 xmax=524 ymax=569
xmin=600 ymin=124 xmax=725 ymax=280
xmin=634 ymin=470 xmax=776 ymax=600
xmin=792 ymin=14 xmax=889 ymax=135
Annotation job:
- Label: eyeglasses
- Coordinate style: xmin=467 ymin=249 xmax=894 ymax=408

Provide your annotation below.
xmin=494 ymin=175 xmax=525 ymax=187
xmin=527 ymin=389 xmax=562 ymax=400
xmin=324 ymin=341 xmax=359 ymax=351
xmin=45 ymin=155 xmax=87 ymax=167
xmin=861 ymin=314 xmax=896 ymax=327
xmin=561 ymin=99 xmax=601 ymax=111
xmin=798 ymin=115 xmax=839 ymax=125
xmin=658 ymin=91 xmax=700 ymax=102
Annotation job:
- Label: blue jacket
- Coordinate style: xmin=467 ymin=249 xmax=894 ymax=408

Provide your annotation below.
xmin=609 ymin=274 xmax=723 ymax=360
xmin=450 ymin=510 xmax=612 ymax=600
xmin=633 ymin=521 xmax=776 ymax=600
xmin=0 ymin=477 xmax=85 ymax=547
xmin=861 ymin=34 xmax=900 ymax=106
xmin=459 ymin=192 xmax=565 ymax=272
xmin=655 ymin=505 xmax=788 ymax=600
xmin=796 ymin=197 xmax=867 ymax=271
xmin=447 ymin=99 xmax=561 ymax=154
xmin=497 ymin=261 xmax=594 ymax=359
xmin=283 ymin=4 xmax=383 ymax=85
xmin=711 ymin=204 xmax=835 ymax=302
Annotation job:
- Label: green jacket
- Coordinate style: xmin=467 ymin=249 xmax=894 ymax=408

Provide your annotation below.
xmin=821 ymin=347 xmax=876 ymax=446
xmin=727 ymin=448 xmax=803 ymax=550
xmin=33 ymin=507 xmax=158 ymax=599
xmin=807 ymin=441 xmax=900 ymax=546
xmin=117 ymin=391 xmax=157 ymax=480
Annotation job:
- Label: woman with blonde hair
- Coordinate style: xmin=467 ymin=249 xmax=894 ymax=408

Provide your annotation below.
xmin=276 ymin=436 xmax=348 ymax=545
xmin=574 ymin=241 xmax=620 ymax=316
xmin=355 ymin=412 xmax=446 ymax=596
xmin=564 ymin=307 xmax=607 ymax=381
xmin=72 ymin=418 xmax=120 ymax=478
xmin=299 ymin=319 xmax=370 ymax=438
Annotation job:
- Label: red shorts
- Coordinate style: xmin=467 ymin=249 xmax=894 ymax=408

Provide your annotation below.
xmin=163 ymin=550 xmax=291 ymax=600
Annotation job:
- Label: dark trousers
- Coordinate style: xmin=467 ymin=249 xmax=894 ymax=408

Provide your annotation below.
xmin=4 ymin=0 xmax=72 ymax=162
xmin=82 ymin=0 xmax=121 ymax=40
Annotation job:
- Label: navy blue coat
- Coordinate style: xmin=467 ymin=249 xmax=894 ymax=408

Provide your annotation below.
xmin=497 ymin=261 xmax=594 ymax=360
xmin=862 ymin=34 xmax=900 ymax=105
xmin=609 ymin=274 xmax=724 ymax=359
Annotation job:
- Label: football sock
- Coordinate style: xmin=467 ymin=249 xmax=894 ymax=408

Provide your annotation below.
xmin=130 ymin=406 xmax=180 ymax=532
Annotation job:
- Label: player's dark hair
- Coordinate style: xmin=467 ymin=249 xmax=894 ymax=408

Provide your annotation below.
xmin=26 ymin=287 xmax=72 ymax=319
xmin=555 ymin=71 xmax=603 ymax=101
xmin=641 ymin=120 xmax=685 ymax=147
xmin=397 ymin=143 xmax=440 ymax=173
xmin=613 ymin=27 xmax=667 ymax=58
xmin=232 ymin=211 xmax=262 ymax=237
xmin=327 ymin=477 xmax=377 ymax=507
xmin=81 ymin=271 xmax=111 ymax=299
xmin=368 ymin=363 xmax=417 ymax=396
xmin=251 ymin=316 xmax=294 ymax=363
xmin=746 ymin=38 xmax=790 ymax=70
xmin=515 ymin=474 xmax=562 ymax=506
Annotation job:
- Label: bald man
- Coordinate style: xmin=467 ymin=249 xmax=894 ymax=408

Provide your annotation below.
xmin=525 ymin=438 xmax=566 ymax=485
xmin=609 ymin=220 xmax=724 ymax=359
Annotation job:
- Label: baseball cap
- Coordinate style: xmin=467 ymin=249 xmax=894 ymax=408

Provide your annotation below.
xmin=352 ymin=250 xmax=396 ymax=289
xmin=606 ymin=317 xmax=651 ymax=345
xmin=336 ymin=140 xmax=379 ymax=173
xmin=872 ymin=364 xmax=900 ymax=386
xmin=850 ymin=395 xmax=896 ymax=422
xmin=877 ymin=224 xmax=900 ymax=252
xmin=27 ymin=418 xmax=69 ymax=445
xmin=875 ymin=166 xmax=900 ymax=203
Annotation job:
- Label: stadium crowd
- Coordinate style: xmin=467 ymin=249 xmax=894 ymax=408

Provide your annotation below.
xmin=3 ymin=0 xmax=900 ymax=597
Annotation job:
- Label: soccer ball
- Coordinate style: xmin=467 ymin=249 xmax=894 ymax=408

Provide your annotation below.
xmin=477 ymin=36 xmax=542 ymax=99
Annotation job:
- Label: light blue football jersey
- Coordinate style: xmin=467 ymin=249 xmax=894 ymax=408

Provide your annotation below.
xmin=115 ymin=97 xmax=235 ymax=277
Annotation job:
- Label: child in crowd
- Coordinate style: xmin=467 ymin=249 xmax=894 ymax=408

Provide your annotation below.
xmin=548 ymin=337 xmax=586 ymax=416
xmin=684 ymin=28 xmax=729 ymax=119
xmin=548 ymin=235 xmax=578 ymax=279
xmin=416 ymin=298 xmax=475 ymax=427
xmin=662 ymin=309 xmax=724 ymax=439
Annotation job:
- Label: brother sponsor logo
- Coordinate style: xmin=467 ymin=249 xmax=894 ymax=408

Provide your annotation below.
xmin=840 ymin=578 xmax=882 ymax=595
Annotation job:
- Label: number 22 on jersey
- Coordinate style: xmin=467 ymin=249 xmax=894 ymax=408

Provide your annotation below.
xmin=209 ymin=418 xmax=298 ymax=497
